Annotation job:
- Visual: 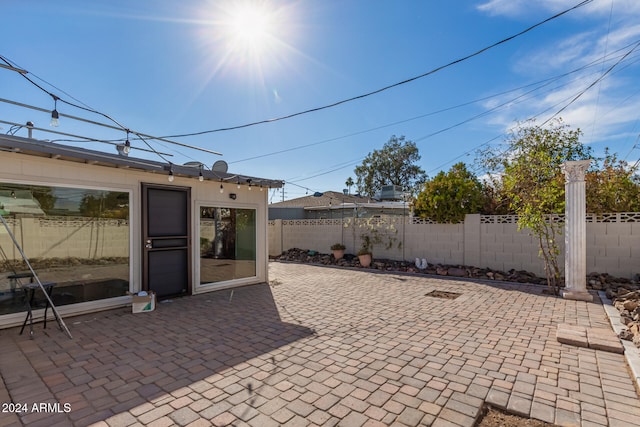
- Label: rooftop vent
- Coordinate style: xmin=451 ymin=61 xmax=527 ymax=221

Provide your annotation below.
xmin=379 ymin=185 xmax=404 ymax=201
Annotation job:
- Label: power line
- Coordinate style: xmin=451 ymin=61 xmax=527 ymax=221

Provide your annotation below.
xmin=159 ymin=0 xmax=593 ymax=139
xmin=228 ymin=74 xmax=567 ymax=165
xmin=588 ymin=0 xmax=615 ymax=145
xmin=287 ymin=47 xmax=639 ymax=183
xmin=540 ymin=40 xmax=640 ymax=127
xmin=0 ymin=0 xmax=603 ymax=173
xmin=282 ymin=41 xmax=640 ymax=185
xmin=471 ymin=40 xmax=640 ymax=177
xmin=0 ymin=0 xmax=616 ymax=188
xmin=287 ymin=157 xmax=364 ymax=184
xmin=0 ymin=55 xmax=223 ymax=158
xmin=0 ymin=96 xmax=223 ymax=156
xmin=229 ymin=39 xmax=638 ymax=166
xmin=0 ymin=55 xmax=129 ymax=131
xmin=0 ymin=119 xmax=174 ymax=156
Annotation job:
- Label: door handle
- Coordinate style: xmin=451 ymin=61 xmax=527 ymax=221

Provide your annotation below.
xmin=145 ymin=240 xmax=152 ymax=249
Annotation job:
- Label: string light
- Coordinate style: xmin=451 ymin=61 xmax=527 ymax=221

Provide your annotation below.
xmin=168 ymin=166 xmax=174 ymax=182
xmin=198 ymin=165 xmax=204 ymax=182
xmin=248 ymin=179 xmax=252 ymax=190
xmin=237 ymin=181 xmax=241 ymax=189
xmin=219 ymin=183 xmax=224 ymax=193
xmin=124 ymin=130 xmax=131 ymax=154
xmin=50 ymin=96 xmax=59 ymax=127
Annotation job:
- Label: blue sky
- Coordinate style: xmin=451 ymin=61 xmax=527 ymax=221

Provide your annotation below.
xmin=2 ymin=0 xmax=640 ymax=201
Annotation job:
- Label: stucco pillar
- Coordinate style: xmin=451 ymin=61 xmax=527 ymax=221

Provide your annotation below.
xmin=561 ymin=160 xmax=592 ymax=302
xmin=463 ymin=214 xmax=481 ymax=268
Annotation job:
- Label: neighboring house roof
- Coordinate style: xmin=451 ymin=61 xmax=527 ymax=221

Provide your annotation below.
xmin=0 ymin=135 xmax=284 ymax=189
xmin=305 ymin=201 xmax=409 ymax=211
xmin=269 ymin=191 xmax=374 ymax=208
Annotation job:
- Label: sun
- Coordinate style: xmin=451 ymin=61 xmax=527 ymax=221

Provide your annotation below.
xmin=222 ymin=2 xmax=280 ymax=58
xmin=228 ymin=4 xmax=272 ymax=48
xmin=194 ymin=1 xmax=299 ymax=86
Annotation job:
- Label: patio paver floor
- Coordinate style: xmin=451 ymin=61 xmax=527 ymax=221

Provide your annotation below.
xmin=1 ymin=262 xmax=639 ymax=426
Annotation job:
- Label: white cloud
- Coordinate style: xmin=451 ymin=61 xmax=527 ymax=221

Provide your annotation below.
xmin=477 ymin=0 xmax=640 ymax=18
xmin=476 ymin=0 xmax=640 ymax=151
xmin=476 ymin=0 xmax=525 ymax=17
xmin=515 ymin=32 xmax=596 ymax=75
xmin=481 ymin=62 xmax=640 ymax=145
xmin=601 ymin=24 xmax=640 ymax=52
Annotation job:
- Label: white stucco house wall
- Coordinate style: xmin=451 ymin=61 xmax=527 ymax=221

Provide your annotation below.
xmin=0 ymin=134 xmax=282 ymax=328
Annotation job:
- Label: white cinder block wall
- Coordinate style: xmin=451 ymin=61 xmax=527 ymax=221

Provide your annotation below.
xmin=269 ymin=213 xmax=640 ymax=279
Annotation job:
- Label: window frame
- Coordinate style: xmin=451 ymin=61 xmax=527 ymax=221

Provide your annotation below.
xmin=195 ymin=201 xmax=259 ymax=292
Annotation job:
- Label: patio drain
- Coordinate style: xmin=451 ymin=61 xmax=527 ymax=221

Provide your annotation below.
xmin=425 ymin=290 xmax=461 ymax=299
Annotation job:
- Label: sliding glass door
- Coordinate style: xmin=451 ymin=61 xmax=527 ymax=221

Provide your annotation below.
xmin=199 ymin=206 xmax=256 ymax=284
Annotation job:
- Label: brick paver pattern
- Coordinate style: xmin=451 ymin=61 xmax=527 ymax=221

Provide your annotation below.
xmin=0 ymin=263 xmax=639 ymax=426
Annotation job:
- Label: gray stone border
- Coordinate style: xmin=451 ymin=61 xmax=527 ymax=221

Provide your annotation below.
xmin=599 ymin=290 xmax=640 ymax=391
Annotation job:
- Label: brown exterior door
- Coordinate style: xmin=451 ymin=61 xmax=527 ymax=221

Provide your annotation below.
xmin=141 ymin=183 xmax=191 ymax=298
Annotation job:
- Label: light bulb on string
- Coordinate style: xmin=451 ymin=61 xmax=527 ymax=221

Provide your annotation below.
xmin=50 ymin=96 xmax=60 ymax=127
xmin=168 ymin=166 xmax=174 ymax=182
xmin=219 ymin=184 xmax=224 ymax=194
xmin=124 ymin=130 xmax=131 ymax=155
xmin=198 ymin=165 xmax=204 ymax=182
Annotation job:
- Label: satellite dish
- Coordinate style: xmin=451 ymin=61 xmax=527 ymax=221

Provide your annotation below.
xmin=212 ymin=160 xmax=228 ymax=173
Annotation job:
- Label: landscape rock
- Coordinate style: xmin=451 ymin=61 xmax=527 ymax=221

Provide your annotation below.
xmin=273 ymin=248 xmax=637 ymax=294
xmin=613 ymin=288 xmax=640 ymax=348
xmin=448 ymin=267 xmax=467 ymax=277
xmin=436 ymin=267 xmax=448 ymax=276
xmin=619 ymin=329 xmax=634 ymax=340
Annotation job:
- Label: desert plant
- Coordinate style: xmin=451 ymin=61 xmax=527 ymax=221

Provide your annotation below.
xmin=477 ymin=118 xmax=591 ymax=295
xmin=357 ymin=246 xmax=371 ymax=256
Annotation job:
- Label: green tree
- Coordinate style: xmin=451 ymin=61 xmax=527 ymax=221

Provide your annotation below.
xmin=586 ymin=149 xmax=640 ymax=213
xmin=477 ymin=118 xmax=592 ymax=294
xmin=345 ymin=177 xmax=354 ymax=195
xmin=479 ymin=180 xmax=513 ymax=215
xmin=354 ymin=135 xmax=427 ymax=198
xmin=414 ymin=162 xmax=485 ymax=223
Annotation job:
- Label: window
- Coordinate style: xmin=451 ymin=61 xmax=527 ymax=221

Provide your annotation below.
xmin=199 ymin=207 xmax=256 ymax=284
xmin=0 ymin=184 xmax=130 ymax=315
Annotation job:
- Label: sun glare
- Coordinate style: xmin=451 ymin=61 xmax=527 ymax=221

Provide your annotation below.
xmin=223 ymin=2 xmax=280 ymax=57
xmin=229 ymin=5 xmax=271 ymax=47
xmin=194 ymin=0 xmax=300 ymax=91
